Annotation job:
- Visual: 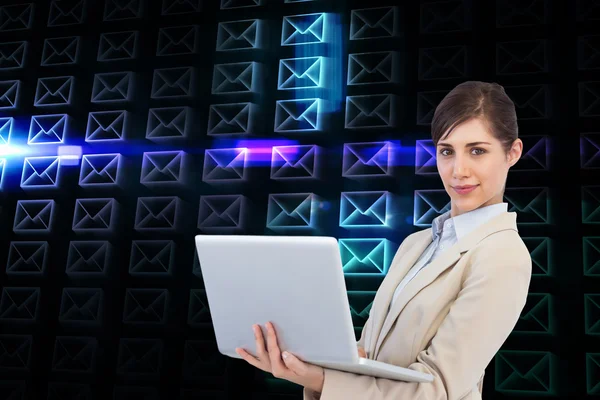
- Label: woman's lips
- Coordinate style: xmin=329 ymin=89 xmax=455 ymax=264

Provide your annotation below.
xmin=452 ymin=185 xmax=478 ymax=195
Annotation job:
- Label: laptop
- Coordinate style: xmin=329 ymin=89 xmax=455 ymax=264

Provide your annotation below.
xmin=194 ymin=234 xmax=434 ymax=383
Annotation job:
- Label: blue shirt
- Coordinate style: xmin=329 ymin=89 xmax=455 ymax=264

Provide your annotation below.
xmin=388 ymin=203 xmax=508 ymax=311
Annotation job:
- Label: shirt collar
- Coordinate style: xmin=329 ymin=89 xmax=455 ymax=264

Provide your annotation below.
xmin=431 ymin=203 xmax=508 ymax=241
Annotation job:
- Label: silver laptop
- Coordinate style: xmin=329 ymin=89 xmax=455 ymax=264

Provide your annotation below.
xmin=194 ymin=234 xmax=434 ymax=383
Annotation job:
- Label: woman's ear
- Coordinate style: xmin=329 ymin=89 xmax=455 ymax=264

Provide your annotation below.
xmin=507 ymin=138 xmax=523 ymax=167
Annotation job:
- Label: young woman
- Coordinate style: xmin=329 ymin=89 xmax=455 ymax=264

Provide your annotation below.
xmin=235 ymin=81 xmax=532 ymax=400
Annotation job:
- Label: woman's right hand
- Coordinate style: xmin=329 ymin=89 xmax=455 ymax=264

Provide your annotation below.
xmin=357 ymin=346 xmax=366 ymax=358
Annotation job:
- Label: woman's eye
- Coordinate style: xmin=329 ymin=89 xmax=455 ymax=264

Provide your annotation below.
xmin=439 ymin=149 xmax=451 ymax=156
xmin=472 ymin=148 xmax=485 ymax=155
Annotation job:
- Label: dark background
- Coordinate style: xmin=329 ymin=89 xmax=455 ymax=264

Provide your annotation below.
xmin=0 ymin=0 xmax=597 ymax=399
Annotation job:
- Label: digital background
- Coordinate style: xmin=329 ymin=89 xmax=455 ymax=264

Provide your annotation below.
xmin=0 ymin=0 xmax=597 ymax=399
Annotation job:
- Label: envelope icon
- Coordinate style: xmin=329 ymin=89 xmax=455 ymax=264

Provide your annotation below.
xmin=350 ymin=7 xmax=397 ymax=40
xmin=7 ymin=241 xmax=48 ymax=275
xmin=583 ymin=186 xmax=600 ymax=223
xmin=42 ymin=36 xmax=79 ymax=65
xmin=146 ymin=107 xmax=189 ymax=139
xmin=208 ymin=103 xmax=253 ymax=135
xmin=0 ymin=80 xmax=19 ymax=109
xmin=123 ymin=289 xmax=169 ymax=324
xmin=515 ymin=293 xmax=552 ymax=333
xmin=347 ymin=291 xmax=376 ymax=327
xmin=504 ymin=187 xmax=549 ymax=224
xmin=582 ymin=81 xmax=600 ymax=116
xmin=348 ymin=52 xmax=395 ymax=85
xmin=275 ymin=98 xmax=320 ymax=132
xmin=198 ymin=195 xmax=246 ymax=232
xmin=420 ymin=1 xmax=467 ymax=34
xmin=130 ymin=240 xmax=174 ymax=275
xmin=497 ymin=40 xmax=546 ymax=75
xmin=212 ymin=62 xmax=255 ymax=94
xmin=72 ymin=198 xmax=117 ymax=232
xmin=340 ymin=191 xmax=389 ymax=227
xmin=14 ymin=199 xmax=55 ymax=232
xmin=0 ymin=4 xmax=33 ymax=31
xmin=0 ymin=287 xmax=40 ymax=320
xmin=419 ymin=46 xmax=467 ymax=80
xmin=86 ymin=110 xmax=127 ymax=142
xmin=282 ymin=13 xmax=325 ymax=46
xmin=516 ymin=136 xmax=549 ymax=171
xmin=345 ymin=94 xmax=395 ymax=129
xmin=117 ymin=338 xmax=163 ymax=376
xmin=508 ymin=84 xmax=548 ymax=119
xmin=91 ymin=71 xmax=132 ymax=102
xmin=183 ymin=340 xmax=226 ymax=377
xmin=151 ymin=67 xmax=193 ymax=98
xmin=584 ymin=237 xmax=600 ymax=276
xmin=342 ymin=142 xmax=391 ymax=177
xmin=495 ymin=351 xmax=553 ymax=393
xmin=0 ymin=41 xmax=26 ymax=69
xmin=0 ymin=335 xmax=32 ymax=369
xmin=98 ymin=31 xmax=138 ymax=61
xmin=59 ymin=288 xmax=103 ymax=324
xmin=267 ymin=193 xmax=315 ymax=229
xmin=66 ymin=241 xmax=110 ymax=275
xmin=157 ymin=25 xmax=198 ymax=56
xmin=0 ymin=117 xmax=11 ymax=144
xmin=221 ymin=0 xmax=262 ymax=9
xmin=216 ymin=20 xmax=260 ymax=51
xmin=134 ymin=196 xmax=180 ymax=231
xmin=34 ymin=76 xmax=73 ymax=106
xmin=417 ymin=90 xmax=447 ymax=125
xmin=162 ymin=0 xmax=202 ymax=15
xmin=497 ymin=0 xmax=546 ymax=27
xmin=587 ymin=354 xmax=600 ymax=394
xmin=48 ymin=0 xmax=85 ymax=26
xmin=141 ymin=151 xmax=184 ymax=185
xmin=278 ymin=57 xmax=322 ymax=89
xmin=103 ymin=0 xmax=143 ymax=21
xmin=581 ymin=134 xmax=600 ymax=169
xmin=415 ymin=140 xmax=437 ymax=175
xmin=52 ymin=336 xmax=97 ymax=372
xmin=21 ymin=156 xmax=60 ymax=188
xmin=188 ymin=290 xmax=211 ymax=325
xmin=79 ymin=154 xmax=121 ymax=186
xmin=28 ymin=114 xmax=66 ymax=145
xmin=523 ymin=237 xmax=551 ymax=276
xmin=271 ymin=145 xmax=317 ymax=179
xmin=202 ymin=148 xmax=248 ymax=182
xmin=585 ymin=294 xmax=600 ymax=334
xmin=340 ymin=239 xmax=389 ymax=274
xmin=579 ymin=35 xmax=600 ymax=70
xmin=414 ymin=190 xmax=450 ymax=227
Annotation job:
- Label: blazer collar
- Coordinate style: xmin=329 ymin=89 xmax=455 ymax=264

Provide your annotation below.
xmin=366 ymin=211 xmax=518 ymax=360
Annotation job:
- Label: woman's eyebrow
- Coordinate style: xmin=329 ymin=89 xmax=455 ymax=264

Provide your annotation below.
xmin=437 ymin=141 xmax=491 ymax=147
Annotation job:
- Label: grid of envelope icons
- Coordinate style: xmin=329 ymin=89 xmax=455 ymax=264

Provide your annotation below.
xmin=0 ymin=0 xmax=596 ymax=399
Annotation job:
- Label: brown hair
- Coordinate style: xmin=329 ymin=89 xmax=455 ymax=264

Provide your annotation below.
xmin=431 ymin=81 xmax=518 ymax=154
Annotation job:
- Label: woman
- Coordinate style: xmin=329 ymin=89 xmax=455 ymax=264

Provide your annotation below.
xmin=236 ymin=81 xmax=532 ymax=400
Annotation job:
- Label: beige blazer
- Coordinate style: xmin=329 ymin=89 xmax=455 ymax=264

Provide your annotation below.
xmin=304 ymin=211 xmax=532 ymax=400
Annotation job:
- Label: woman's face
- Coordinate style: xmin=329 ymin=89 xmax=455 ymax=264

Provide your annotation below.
xmin=436 ymin=118 xmax=522 ymax=217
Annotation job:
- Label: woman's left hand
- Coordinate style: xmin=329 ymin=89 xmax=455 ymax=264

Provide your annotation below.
xmin=236 ymin=321 xmax=325 ymax=394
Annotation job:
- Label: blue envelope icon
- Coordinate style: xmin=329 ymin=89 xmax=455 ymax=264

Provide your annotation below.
xmin=345 ymin=94 xmax=396 ymax=129
xmin=340 ymin=191 xmax=389 ymax=227
xmin=7 ymin=241 xmax=49 ymax=275
xmin=0 ymin=80 xmax=19 ymax=109
xmin=212 ymin=62 xmax=255 ymax=94
xmin=198 ymin=195 xmax=246 ymax=232
xmin=413 ymin=190 xmax=451 ymax=227
xmin=86 ymin=110 xmax=127 ymax=142
xmin=72 ymin=198 xmax=117 ymax=232
xmin=14 ymin=199 xmax=56 ymax=233
xmin=216 ymin=20 xmax=260 ymax=51
xmin=348 ymin=291 xmax=376 ymax=328
xmin=342 ymin=141 xmax=391 ymax=177
xmin=41 ymin=36 xmax=80 ymax=66
xmin=278 ymin=57 xmax=322 ymax=89
xmin=34 ymin=76 xmax=73 ymax=107
xmin=339 ymin=239 xmax=389 ymax=275
xmin=28 ymin=114 xmax=67 ymax=145
xmin=146 ymin=106 xmax=189 ymax=139
xmin=202 ymin=148 xmax=247 ymax=182
xmin=79 ymin=154 xmax=121 ymax=186
xmin=271 ymin=145 xmax=317 ymax=179
xmin=267 ymin=193 xmax=316 ymax=229
xmin=91 ymin=71 xmax=132 ymax=102
xmin=66 ymin=241 xmax=111 ymax=276
xmin=350 ymin=7 xmax=398 ymax=40
xmin=130 ymin=240 xmax=174 ymax=275
xmin=415 ymin=140 xmax=437 ymax=175
xmin=140 ymin=151 xmax=184 ymax=185
xmin=134 ymin=196 xmax=181 ymax=231
xmin=275 ymin=98 xmax=320 ymax=132
xmin=208 ymin=103 xmax=253 ymax=135
xmin=281 ymin=13 xmax=325 ymax=46
xmin=21 ymin=156 xmax=60 ymax=188
xmin=0 ymin=117 xmax=12 ymax=144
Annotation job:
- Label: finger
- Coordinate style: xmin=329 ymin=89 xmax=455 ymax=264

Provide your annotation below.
xmin=282 ymin=351 xmax=309 ymax=376
xmin=236 ymin=347 xmax=262 ymax=368
xmin=254 ymin=324 xmax=269 ymax=360
xmin=266 ymin=322 xmax=287 ymax=373
xmin=358 ymin=346 xmax=366 ymax=358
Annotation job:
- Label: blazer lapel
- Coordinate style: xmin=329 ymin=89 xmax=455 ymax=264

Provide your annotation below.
xmin=365 ymin=231 xmax=432 ymax=358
